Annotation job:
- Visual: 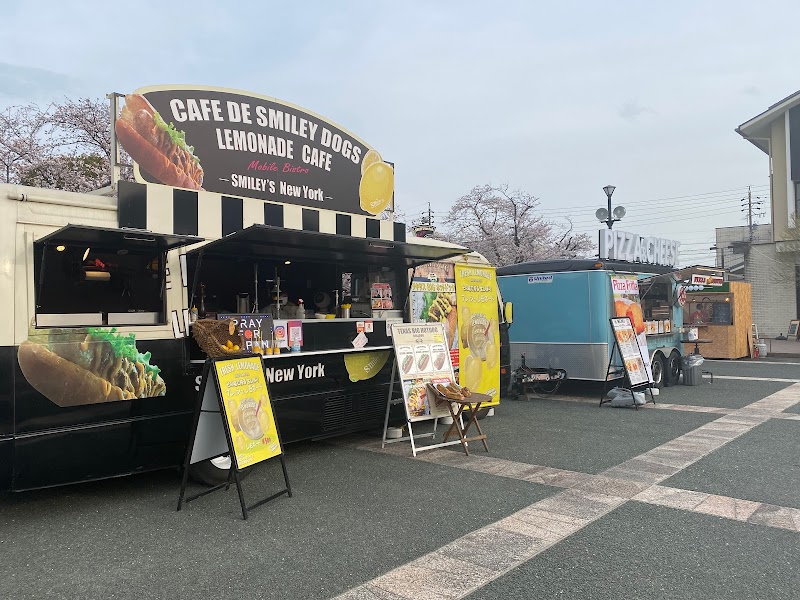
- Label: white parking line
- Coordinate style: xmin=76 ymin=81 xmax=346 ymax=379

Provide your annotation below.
xmin=704 ymin=359 xmax=800 ymax=366
xmin=703 ymin=374 xmax=800 ymax=383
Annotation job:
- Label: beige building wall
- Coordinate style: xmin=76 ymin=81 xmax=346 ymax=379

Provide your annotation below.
xmin=769 ymin=117 xmax=789 ymax=237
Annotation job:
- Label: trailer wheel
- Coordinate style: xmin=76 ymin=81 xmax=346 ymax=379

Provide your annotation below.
xmin=665 ymin=351 xmax=681 ymax=387
xmin=188 ymin=455 xmax=251 ymax=486
xmin=650 ymin=354 xmax=666 ymax=389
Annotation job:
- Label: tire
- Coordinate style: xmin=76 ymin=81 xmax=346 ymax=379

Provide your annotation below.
xmin=665 ymin=351 xmax=681 ymax=387
xmin=188 ymin=455 xmax=251 ymax=486
xmin=650 ymin=353 xmax=666 ymax=389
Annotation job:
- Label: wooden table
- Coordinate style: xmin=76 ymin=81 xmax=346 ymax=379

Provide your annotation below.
xmin=429 ymin=386 xmax=491 ymax=456
xmin=681 ymin=338 xmax=713 ymax=355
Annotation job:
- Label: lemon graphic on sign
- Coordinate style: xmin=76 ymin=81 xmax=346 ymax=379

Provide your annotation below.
xmin=344 ymin=350 xmax=390 ymax=382
xmin=361 ymin=149 xmax=382 ymax=175
xmin=359 ymin=161 xmax=394 ymax=215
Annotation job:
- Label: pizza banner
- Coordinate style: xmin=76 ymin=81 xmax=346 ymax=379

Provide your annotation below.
xmin=610 ymin=274 xmax=653 ymax=383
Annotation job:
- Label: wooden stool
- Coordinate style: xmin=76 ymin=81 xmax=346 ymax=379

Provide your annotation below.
xmin=433 ymin=390 xmax=491 ymax=456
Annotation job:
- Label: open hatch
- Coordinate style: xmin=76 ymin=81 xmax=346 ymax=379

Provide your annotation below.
xmin=185 ymin=225 xmax=470 ymax=318
xmin=34 ymin=224 xmax=203 ymax=327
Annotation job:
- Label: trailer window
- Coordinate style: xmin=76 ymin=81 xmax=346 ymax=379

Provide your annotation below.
xmin=34 ymin=244 xmax=166 ymax=326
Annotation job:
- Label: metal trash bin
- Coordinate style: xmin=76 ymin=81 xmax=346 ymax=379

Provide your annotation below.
xmin=681 ymin=355 xmax=703 ymax=385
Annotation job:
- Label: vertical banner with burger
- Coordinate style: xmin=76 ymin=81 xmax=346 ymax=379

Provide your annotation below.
xmin=610 ymin=274 xmax=654 ymax=383
xmin=115 ymin=86 xmax=394 ymax=218
xmin=409 ymin=262 xmax=458 ymax=365
xmin=455 ymin=264 xmax=500 ymax=405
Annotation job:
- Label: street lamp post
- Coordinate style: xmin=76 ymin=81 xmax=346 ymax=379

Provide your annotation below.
xmin=595 ymin=185 xmax=625 ymax=229
xmin=603 ymin=185 xmax=615 ymax=229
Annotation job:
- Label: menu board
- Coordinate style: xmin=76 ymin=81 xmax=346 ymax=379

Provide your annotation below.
xmin=610 ymin=317 xmax=650 ymax=387
xmin=391 ymin=322 xmax=455 ymax=421
xmin=214 ymin=356 xmax=282 ymax=469
xmin=711 ymin=302 xmax=732 ymax=325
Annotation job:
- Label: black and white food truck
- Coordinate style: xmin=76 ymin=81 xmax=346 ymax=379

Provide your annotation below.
xmin=0 ymin=86 xmax=509 ymax=491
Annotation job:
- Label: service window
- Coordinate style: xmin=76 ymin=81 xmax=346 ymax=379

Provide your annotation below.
xmin=34 ymin=243 xmax=166 ymax=327
xmin=684 ymin=295 xmax=733 ymax=326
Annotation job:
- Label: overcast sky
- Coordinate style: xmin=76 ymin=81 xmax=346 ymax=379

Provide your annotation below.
xmin=2 ymin=0 xmax=797 ymax=265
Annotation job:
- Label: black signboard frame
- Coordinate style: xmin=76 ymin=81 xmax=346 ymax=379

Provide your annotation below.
xmin=177 ymin=356 xmax=292 ymax=519
xmin=600 ymin=317 xmax=656 ymax=410
xmin=788 ymin=319 xmax=800 ymax=340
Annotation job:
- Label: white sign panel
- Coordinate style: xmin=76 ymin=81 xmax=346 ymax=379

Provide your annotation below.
xmin=599 ymin=229 xmax=680 ymax=267
xmin=527 ymin=275 xmax=553 ymax=284
xmin=691 ymin=274 xmax=723 ymax=286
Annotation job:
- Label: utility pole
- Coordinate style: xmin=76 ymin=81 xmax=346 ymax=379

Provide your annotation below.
xmin=411 ymin=202 xmax=436 ymax=237
xmin=741 ymin=185 xmax=765 ymax=242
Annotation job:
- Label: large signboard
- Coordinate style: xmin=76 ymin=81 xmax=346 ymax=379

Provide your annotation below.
xmin=599 ymin=229 xmax=680 ymax=267
xmin=214 ymin=357 xmax=282 ymax=469
xmin=391 ymin=322 xmax=454 ymax=421
xmin=116 ymin=85 xmax=394 ymax=217
xmin=455 ymin=264 xmax=500 ymax=404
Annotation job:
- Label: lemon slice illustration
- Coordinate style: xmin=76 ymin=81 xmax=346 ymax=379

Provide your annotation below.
xmin=359 ymin=161 xmax=394 ymax=215
xmin=462 ymin=354 xmax=482 ymax=390
xmin=485 ymin=340 xmax=498 ymax=368
xmin=361 ymin=148 xmax=382 ymax=175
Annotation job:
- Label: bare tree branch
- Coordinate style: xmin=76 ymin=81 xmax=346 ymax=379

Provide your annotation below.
xmin=439 ymin=183 xmax=593 ymax=266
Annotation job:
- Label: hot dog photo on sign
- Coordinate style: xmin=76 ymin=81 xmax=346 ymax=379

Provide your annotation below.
xmin=116 ymin=94 xmax=204 ymax=190
xmin=18 ymin=327 xmax=166 ymax=407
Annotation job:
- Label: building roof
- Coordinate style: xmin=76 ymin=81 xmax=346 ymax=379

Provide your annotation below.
xmin=496 ymin=259 xmax=677 ymax=276
xmin=736 ymin=89 xmax=800 ymax=154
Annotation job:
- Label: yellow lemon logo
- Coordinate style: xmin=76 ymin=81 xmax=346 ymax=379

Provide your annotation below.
xmin=344 ymin=350 xmax=390 ymax=382
xmin=359 ymin=161 xmax=394 ymax=215
xmin=361 ymin=149 xmax=382 ymax=175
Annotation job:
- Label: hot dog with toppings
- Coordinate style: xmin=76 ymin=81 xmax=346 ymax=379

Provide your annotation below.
xmin=115 ymin=94 xmax=204 ymax=190
xmin=18 ymin=328 xmax=166 ymax=407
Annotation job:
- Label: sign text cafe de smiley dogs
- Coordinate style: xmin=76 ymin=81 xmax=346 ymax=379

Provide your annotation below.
xmin=114 ymin=85 xmax=394 ymax=217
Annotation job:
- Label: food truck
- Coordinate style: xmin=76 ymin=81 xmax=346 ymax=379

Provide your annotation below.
xmin=497 ymin=257 xmax=686 ymax=388
xmin=0 ymin=85 xmax=508 ymax=491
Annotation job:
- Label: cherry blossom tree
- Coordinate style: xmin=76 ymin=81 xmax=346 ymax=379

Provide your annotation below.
xmin=20 ymin=154 xmax=108 ymax=192
xmin=47 ymin=97 xmax=113 ymax=161
xmin=439 ymin=183 xmax=593 ymax=266
xmin=0 ymin=104 xmax=52 ymax=184
xmin=1 ymin=97 xmax=131 ymax=192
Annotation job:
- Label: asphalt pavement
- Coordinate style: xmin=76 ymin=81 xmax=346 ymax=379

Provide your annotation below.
xmin=1 ymin=358 xmax=798 ymax=599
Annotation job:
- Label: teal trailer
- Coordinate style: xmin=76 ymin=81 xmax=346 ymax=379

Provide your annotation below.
xmin=497 ymin=260 xmax=684 ymax=387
